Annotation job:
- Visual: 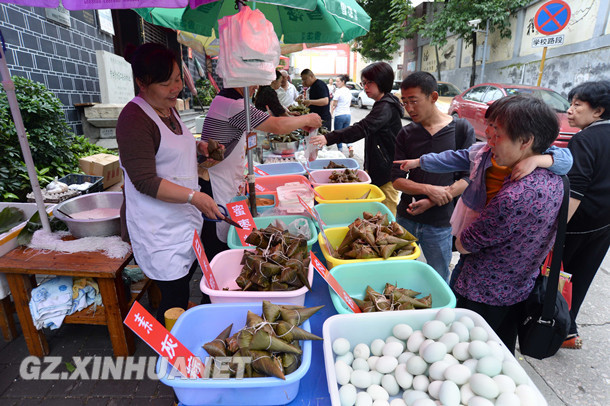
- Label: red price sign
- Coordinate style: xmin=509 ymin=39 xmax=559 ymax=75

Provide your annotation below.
xmin=226 ymin=201 xmax=255 ymax=245
xmin=193 ymin=230 xmax=218 ymax=290
xmin=310 ymin=252 xmax=361 ymax=313
xmin=124 ymin=301 xmax=205 ymax=378
xmin=253 ymin=166 xmax=269 ymax=176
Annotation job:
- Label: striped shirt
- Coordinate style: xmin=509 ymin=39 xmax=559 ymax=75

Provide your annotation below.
xmin=201 ymin=88 xmax=270 ymax=156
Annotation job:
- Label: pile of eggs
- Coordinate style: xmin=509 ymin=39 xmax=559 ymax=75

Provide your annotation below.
xmin=331 ymin=308 xmax=540 ymax=406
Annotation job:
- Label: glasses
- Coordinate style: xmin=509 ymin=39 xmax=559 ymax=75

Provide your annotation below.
xmin=360 ymin=80 xmax=374 ymax=87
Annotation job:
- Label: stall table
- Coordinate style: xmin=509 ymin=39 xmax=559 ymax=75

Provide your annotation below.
xmin=0 ymin=246 xmax=136 ymax=357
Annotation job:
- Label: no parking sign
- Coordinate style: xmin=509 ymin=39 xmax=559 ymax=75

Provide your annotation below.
xmin=534 ymin=0 xmax=571 ymax=35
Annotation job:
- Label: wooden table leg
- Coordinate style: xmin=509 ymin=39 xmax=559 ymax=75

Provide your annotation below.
xmin=98 ymin=276 xmax=135 ymax=357
xmin=5 ymin=274 xmax=49 ymax=356
xmin=0 ymin=296 xmax=17 ymax=341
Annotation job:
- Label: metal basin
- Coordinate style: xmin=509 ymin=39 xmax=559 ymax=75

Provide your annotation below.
xmin=53 ymin=192 xmax=123 ymax=238
xmin=270 ymin=140 xmax=300 ymax=155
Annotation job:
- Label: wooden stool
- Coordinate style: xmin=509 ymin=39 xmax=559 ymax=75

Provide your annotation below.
xmin=0 ymin=296 xmax=17 ymax=341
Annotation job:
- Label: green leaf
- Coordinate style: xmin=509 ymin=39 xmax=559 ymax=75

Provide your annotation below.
xmin=0 ymin=207 xmax=25 ymax=233
xmin=65 ymin=362 xmax=76 ymax=373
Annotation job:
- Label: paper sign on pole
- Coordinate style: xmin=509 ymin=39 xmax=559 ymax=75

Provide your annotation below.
xmin=246 ymin=132 xmax=257 ymax=151
xmin=124 ymin=301 xmax=206 ymax=379
xmin=226 ymin=201 xmax=255 ymax=245
xmin=310 ymin=252 xmax=361 ymax=313
xmin=193 ymin=230 xmax=218 ymax=290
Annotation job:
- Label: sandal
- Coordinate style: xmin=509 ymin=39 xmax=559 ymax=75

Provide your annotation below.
xmin=561 ymin=334 xmax=582 ymax=349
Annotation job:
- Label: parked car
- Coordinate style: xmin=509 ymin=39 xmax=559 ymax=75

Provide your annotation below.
xmin=345 ymin=81 xmax=363 ymax=106
xmin=392 ymin=80 xmax=461 ymax=116
xmin=448 ymin=83 xmax=580 ymax=146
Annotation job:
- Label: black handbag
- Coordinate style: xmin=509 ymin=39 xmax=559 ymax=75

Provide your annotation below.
xmin=518 ymin=175 xmax=571 ymax=359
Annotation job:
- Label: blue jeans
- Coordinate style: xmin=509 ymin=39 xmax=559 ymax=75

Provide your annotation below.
xmin=334 ymin=114 xmax=350 ymax=149
xmin=397 ymin=216 xmax=453 ymax=283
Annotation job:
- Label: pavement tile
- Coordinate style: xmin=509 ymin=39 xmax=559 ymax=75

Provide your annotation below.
xmin=91 ymin=379 xmax=142 ymax=397
xmin=35 ymin=397 xmax=85 ymax=405
xmin=155 ymin=382 xmax=176 ymax=398
xmin=0 ymin=336 xmax=31 ymax=365
xmin=13 ymin=398 xmax=43 ymax=405
xmin=84 ymin=398 xmax=111 ymax=406
xmin=145 ymin=399 xmax=173 ymax=406
xmin=1 ymin=376 xmax=53 ymax=398
xmin=133 ymin=377 xmax=162 ymax=398
xmin=0 ymin=363 xmax=19 ymax=396
xmin=46 ymin=378 xmax=97 ymax=398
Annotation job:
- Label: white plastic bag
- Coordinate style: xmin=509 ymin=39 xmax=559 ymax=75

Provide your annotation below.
xmin=304 ymin=128 xmax=319 ymax=162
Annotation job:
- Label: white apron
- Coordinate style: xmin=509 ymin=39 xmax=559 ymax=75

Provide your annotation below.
xmin=121 ymin=96 xmax=203 ymax=281
xmin=208 ymin=133 xmax=247 ymax=242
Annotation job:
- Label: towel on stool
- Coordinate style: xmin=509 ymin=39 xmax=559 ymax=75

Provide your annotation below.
xmin=70 ymin=277 xmax=102 ymax=314
xmin=29 ymin=276 xmax=73 ymax=330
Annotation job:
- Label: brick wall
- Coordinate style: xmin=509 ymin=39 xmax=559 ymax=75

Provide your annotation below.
xmin=0 ymin=5 xmax=114 ymax=136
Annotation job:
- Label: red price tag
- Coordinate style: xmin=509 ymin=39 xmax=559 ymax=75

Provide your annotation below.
xmin=124 ymin=301 xmax=206 ymax=378
xmin=193 ymin=230 xmax=218 ymax=290
xmin=253 ymin=166 xmax=269 ymax=176
xmin=226 ymin=201 xmax=255 ymax=245
xmin=310 ymin=252 xmax=361 ymax=313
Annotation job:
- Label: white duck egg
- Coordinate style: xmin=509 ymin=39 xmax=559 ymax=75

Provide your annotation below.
xmin=438 ymin=380 xmax=460 ymax=406
xmin=467 ymin=396 xmax=494 ymax=406
xmin=381 ymin=373 xmax=401 ymax=396
xmin=394 ymin=363 xmax=414 ymax=390
xmin=371 ymin=339 xmax=386 ymax=356
xmin=422 ymin=320 xmax=446 ymax=340
xmin=351 ymin=369 xmax=373 ymax=389
xmin=428 ymin=360 xmax=450 ymax=381
xmin=375 ymin=356 xmax=399 ymax=374
xmin=412 ymin=374 xmax=429 ymax=392
xmin=398 ymin=351 xmax=415 ymax=364
xmin=383 ymin=341 xmax=405 ymax=358
xmin=406 ymin=330 xmax=426 ymax=353
xmin=402 ymin=389 xmax=429 ymax=406
xmin=355 ymin=391 xmax=373 ymax=406
xmin=386 ymin=335 xmax=405 ymax=347
xmin=495 ymin=392 xmax=521 ymax=406
xmin=486 ymin=340 xmax=505 ymax=361
xmin=372 ymin=400 xmax=390 ymax=406
xmin=463 ymin=358 xmax=478 ymax=374
xmin=469 ymin=326 xmax=488 ymax=342
xmin=459 ymin=315 xmax=475 ymax=330
xmin=460 ymin=383 xmax=475 ymax=405
xmin=468 ymin=340 xmax=490 ymax=359
xmin=405 ymin=355 xmax=427 ymax=376
xmin=450 ymin=321 xmax=470 ymax=342
xmin=438 ymin=332 xmax=460 ymax=352
xmin=354 ymin=343 xmax=371 ymax=359
xmin=493 ymin=374 xmax=517 ymax=394
xmin=333 ymin=338 xmax=351 ymax=356
xmin=368 ymin=355 xmax=380 ymax=370
xmin=502 ymin=361 xmax=528 ymax=385
xmin=452 ymin=342 xmax=471 ymax=361
xmin=352 ymin=357 xmax=370 ymax=372
xmin=411 ymin=399 xmax=436 ymax=406
xmin=444 ymin=363 xmax=472 ymax=385
xmin=335 ymin=360 xmax=352 ymax=385
xmin=427 ymin=380 xmax=443 ymax=399
xmin=435 ymin=307 xmax=456 ymax=325
xmin=339 ymin=383 xmax=357 ymax=406
xmin=442 ymin=353 xmax=460 ymax=366
xmin=476 ymin=355 xmax=502 ymax=377
xmin=369 ymin=370 xmax=383 ymax=386
xmin=421 ymin=341 xmax=447 ymax=364
xmin=393 ymin=323 xmax=414 ymax=340
xmin=367 ymin=384 xmax=390 ymax=401
xmin=337 ymin=351 xmax=355 ymax=366
xmin=515 ymin=384 xmax=538 ymax=406
xmin=417 ymin=339 xmax=435 ymax=356
xmin=389 ymin=399 xmax=407 ymax=406
xmin=469 ymin=373 xmax=499 ymax=399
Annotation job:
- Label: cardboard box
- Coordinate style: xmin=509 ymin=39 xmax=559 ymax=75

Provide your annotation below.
xmin=78 ymin=153 xmax=122 ymax=189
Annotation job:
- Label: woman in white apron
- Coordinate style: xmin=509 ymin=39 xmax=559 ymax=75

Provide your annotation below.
xmin=117 ymin=43 xmax=223 ymax=324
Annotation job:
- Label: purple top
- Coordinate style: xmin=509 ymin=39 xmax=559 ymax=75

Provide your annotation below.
xmin=454 ymin=168 xmax=563 ymax=306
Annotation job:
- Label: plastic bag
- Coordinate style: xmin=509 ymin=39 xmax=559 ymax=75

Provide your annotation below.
xmin=304 ymin=128 xmax=319 ymax=162
xmin=287 ymin=218 xmax=312 ymax=240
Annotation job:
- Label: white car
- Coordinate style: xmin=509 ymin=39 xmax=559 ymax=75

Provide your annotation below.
xmin=356 ymin=90 xmax=375 ymax=109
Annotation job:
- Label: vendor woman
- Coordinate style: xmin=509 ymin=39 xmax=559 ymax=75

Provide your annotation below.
xmin=117 ymin=43 xmax=223 ymax=325
xmin=201 ymin=87 xmax=321 ymax=244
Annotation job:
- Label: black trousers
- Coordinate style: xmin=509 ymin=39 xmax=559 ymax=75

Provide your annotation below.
xmin=153 ymin=260 xmax=199 ymax=325
xmin=454 ymin=291 xmax=525 ymax=354
xmin=562 ymin=226 xmax=610 ymax=335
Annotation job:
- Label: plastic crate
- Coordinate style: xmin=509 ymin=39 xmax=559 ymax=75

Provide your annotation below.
xmin=59 ymin=174 xmax=104 ymax=194
xmin=305 ymin=158 xmax=359 ymax=170
xmin=314 ymin=202 xmax=395 ymax=229
xmin=313 ymin=184 xmax=385 ymax=204
xmin=156 ymin=302 xmax=312 ymax=406
xmin=201 ymin=249 xmax=314 ymax=305
xmin=328 ymin=260 xmax=455 ymax=314
xmin=318 ymin=226 xmax=420 ymax=269
xmin=254 ymin=174 xmax=309 ymax=193
xmin=228 ymin=193 xmax=277 ymax=214
xmin=226 ymin=214 xmax=318 ymax=250
xmin=309 ymin=169 xmax=371 ymax=188
xmin=255 ymin=162 xmax=306 ymax=177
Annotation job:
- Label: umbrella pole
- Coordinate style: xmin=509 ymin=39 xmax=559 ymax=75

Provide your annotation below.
xmin=243 ymin=86 xmax=257 ymax=217
xmin=0 ymin=37 xmax=51 ymax=232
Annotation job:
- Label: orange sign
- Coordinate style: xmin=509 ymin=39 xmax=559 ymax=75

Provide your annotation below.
xmin=226 ymin=201 xmax=255 ymax=245
xmin=310 ymin=252 xmax=361 ymax=313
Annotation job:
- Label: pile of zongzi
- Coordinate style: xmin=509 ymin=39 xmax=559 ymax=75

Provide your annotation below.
xmin=335 ymin=212 xmax=418 ymax=260
xmin=323 ymin=161 xmax=347 ymax=169
xmin=328 ymin=168 xmax=361 ymax=183
xmin=287 ymin=103 xmax=310 ymax=115
xmin=353 ymin=284 xmax=432 ymax=312
xmin=268 ymin=132 xmax=302 ymax=143
xmin=202 ymin=301 xmax=323 ymax=379
xmin=235 ymin=225 xmax=310 ymax=291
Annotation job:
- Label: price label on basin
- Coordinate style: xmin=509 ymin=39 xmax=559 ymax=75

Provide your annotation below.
xmin=193 ymin=230 xmax=218 ymax=290
xmin=310 ymin=252 xmax=361 ymax=313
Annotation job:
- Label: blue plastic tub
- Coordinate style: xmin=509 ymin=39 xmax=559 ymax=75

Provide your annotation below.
xmin=156 ymin=302 xmax=312 ymax=406
xmin=226 ymin=214 xmax=318 ymax=250
xmin=328 ymin=260 xmax=456 ymax=314
xmin=306 ymin=158 xmax=359 ymax=170
xmin=255 ymin=162 xmax=306 ymax=177
xmin=314 ymin=202 xmax=395 ymax=229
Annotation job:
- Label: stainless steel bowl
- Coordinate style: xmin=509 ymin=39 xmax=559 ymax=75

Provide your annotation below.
xmin=53 ymin=192 xmax=123 ymax=238
xmin=270 ymin=140 xmax=300 ymax=155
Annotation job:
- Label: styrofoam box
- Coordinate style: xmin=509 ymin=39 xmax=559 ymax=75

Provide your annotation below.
xmin=201 ymin=249 xmax=314 ymax=305
xmin=308 ymin=169 xmax=371 ymax=188
xmin=156 ymin=302 xmax=312 ymax=406
xmin=305 ymin=158 xmax=359 ymax=170
xmin=322 ymin=308 xmax=547 ymax=406
xmin=314 ymin=202 xmax=395 ymax=229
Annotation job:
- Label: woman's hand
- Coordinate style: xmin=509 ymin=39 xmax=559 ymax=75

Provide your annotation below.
xmin=511 ymin=154 xmax=552 ymax=181
xmin=310 ymin=135 xmax=328 ymax=147
xmin=407 ymin=198 xmax=434 ymax=216
xmin=191 ymin=192 xmax=224 ymax=220
xmin=393 ymin=159 xmax=420 ymax=172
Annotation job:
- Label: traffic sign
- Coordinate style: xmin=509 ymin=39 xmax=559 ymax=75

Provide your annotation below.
xmin=532 ymin=34 xmax=564 ymax=48
xmin=534 ymin=0 xmax=571 ymax=36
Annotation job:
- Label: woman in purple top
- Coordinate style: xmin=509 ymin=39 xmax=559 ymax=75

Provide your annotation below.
xmin=454 ymin=95 xmax=564 ymax=353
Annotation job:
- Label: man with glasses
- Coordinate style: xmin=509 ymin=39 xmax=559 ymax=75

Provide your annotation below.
xmin=300 ymin=69 xmax=332 ymax=130
xmin=391 ymin=71 xmax=475 ymax=282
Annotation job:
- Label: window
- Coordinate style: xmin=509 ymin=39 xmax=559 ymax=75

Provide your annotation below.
xmin=482 ymin=87 xmax=503 ymax=103
xmin=463 ymin=86 xmax=489 ymax=102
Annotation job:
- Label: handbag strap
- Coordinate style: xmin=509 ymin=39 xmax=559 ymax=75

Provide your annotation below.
xmin=541 ymin=175 xmax=570 ymax=321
